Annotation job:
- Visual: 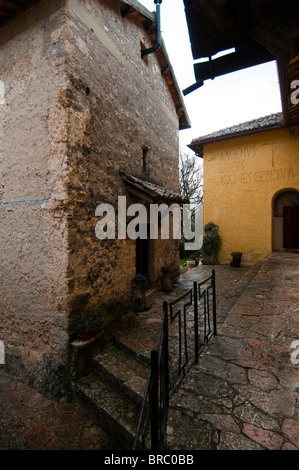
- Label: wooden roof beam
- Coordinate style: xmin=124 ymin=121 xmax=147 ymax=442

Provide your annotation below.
xmin=193 ymin=45 xmax=275 ymax=82
xmin=251 ymin=11 xmax=299 ymax=62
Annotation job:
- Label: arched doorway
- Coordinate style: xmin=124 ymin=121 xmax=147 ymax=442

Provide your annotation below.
xmin=272 ymin=189 xmax=299 ymax=251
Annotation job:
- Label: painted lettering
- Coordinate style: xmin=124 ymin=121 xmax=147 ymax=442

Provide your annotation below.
xmin=219 ymin=168 xmax=294 ymax=185
xmin=241 ymin=145 xmax=256 ymax=158
xmin=219 ymin=159 xmax=245 ymax=173
xmin=218 ymin=145 xmax=255 ymax=161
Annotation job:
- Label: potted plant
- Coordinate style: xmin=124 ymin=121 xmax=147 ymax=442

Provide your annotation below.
xmin=200 ymin=222 xmax=221 ymax=265
xmin=160 ymin=266 xmax=173 ymax=292
xmin=69 ymin=306 xmax=105 ymax=342
xmin=190 ymin=250 xmax=201 ymax=266
xmin=230 ymin=252 xmax=243 ymax=268
xmin=131 ymin=274 xmax=151 ymax=311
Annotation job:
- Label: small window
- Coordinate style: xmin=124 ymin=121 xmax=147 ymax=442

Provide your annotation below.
xmin=140 ymin=41 xmax=149 ymax=65
xmin=142 ymin=146 xmax=150 ymax=174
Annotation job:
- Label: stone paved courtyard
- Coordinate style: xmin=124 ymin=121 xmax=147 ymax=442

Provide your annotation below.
xmin=0 ymin=251 xmax=298 ymax=450
xmin=167 ymin=252 xmax=299 ymax=450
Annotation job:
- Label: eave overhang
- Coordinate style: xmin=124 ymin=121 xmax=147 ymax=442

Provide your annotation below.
xmin=120 ymin=172 xmax=189 ymax=205
xmin=182 ymin=0 xmax=299 ymax=126
xmin=189 ymin=112 xmax=285 ymax=158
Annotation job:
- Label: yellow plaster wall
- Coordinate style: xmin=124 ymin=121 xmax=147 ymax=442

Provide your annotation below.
xmin=202 ymin=126 xmax=299 ymax=264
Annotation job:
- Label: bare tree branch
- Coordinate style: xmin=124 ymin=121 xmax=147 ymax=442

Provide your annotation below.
xmin=179 ymin=150 xmax=203 ymax=212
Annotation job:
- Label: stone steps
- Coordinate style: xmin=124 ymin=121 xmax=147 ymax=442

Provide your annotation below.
xmin=71 ymin=264 xmax=266 ymax=450
xmin=73 ymin=373 xmax=141 ymax=449
xmin=93 ymin=343 xmax=149 ymax=406
xmin=112 ymin=336 xmax=152 ymax=369
xmin=72 ymin=339 xmax=151 ymax=450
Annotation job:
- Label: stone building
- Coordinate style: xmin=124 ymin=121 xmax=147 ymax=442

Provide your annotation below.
xmin=0 ymin=0 xmax=189 ymax=398
xmin=188 ymin=112 xmax=299 ymax=265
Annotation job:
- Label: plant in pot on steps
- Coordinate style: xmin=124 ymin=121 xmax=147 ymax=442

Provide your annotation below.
xmin=230 ymin=251 xmax=243 ymax=268
xmin=200 ymin=222 xmax=221 ymax=265
xmin=131 ymin=274 xmax=151 ymax=312
xmin=160 ymin=265 xmax=173 ymax=292
xmin=69 ymin=306 xmax=106 ymax=342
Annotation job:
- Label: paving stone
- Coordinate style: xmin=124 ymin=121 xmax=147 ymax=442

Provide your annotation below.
xmin=242 ymin=423 xmax=284 ymax=450
xmin=282 ymin=418 xmax=299 ymax=448
xmin=166 ymin=409 xmax=215 ymax=450
xmin=217 ymin=431 xmax=264 ymax=450
xmin=197 ymin=355 xmax=248 ymax=385
xmin=180 ymin=370 xmax=233 ymax=399
xmin=233 ymin=400 xmax=280 ymax=431
xmin=199 ymin=413 xmax=240 ymax=433
xmin=235 ymin=385 xmax=297 ymax=418
xmin=282 ymin=442 xmax=299 ymax=450
xmin=247 ymin=369 xmax=278 ymax=392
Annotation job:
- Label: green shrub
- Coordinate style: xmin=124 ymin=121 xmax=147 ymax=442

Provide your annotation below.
xmin=200 ymin=222 xmax=221 ymax=256
xmin=131 ymin=274 xmax=148 ymax=287
xmin=204 ymin=221 xmax=215 ymax=232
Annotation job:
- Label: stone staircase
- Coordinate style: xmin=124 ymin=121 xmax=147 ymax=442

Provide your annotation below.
xmin=72 ymin=337 xmax=152 ymax=450
xmin=71 ymin=263 xmax=266 ymax=450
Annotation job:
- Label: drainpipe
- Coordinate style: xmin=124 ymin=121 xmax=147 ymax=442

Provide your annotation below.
xmin=141 ymin=0 xmax=163 ymax=58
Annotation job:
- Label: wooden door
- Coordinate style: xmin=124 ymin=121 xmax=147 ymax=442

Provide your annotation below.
xmin=283 ymin=206 xmax=299 ymax=248
xmin=136 ymin=237 xmax=149 ymax=277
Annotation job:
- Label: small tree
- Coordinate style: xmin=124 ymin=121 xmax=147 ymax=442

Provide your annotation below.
xmin=179 ymin=150 xmax=204 ymax=257
xmin=179 ymin=150 xmax=203 ymax=215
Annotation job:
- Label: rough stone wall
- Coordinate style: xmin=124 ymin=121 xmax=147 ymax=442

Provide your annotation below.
xmin=0 ymin=0 xmax=181 ymax=397
xmin=0 ymin=0 xmax=71 ymax=399
xmin=62 ymin=0 xmax=181 ymax=330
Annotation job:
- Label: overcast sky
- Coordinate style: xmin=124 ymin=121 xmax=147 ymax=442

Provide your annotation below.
xmin=138 ymin=0 xmax=282 ymax=151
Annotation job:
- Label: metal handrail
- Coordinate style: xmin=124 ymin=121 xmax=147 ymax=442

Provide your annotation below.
xmin=132 ymin=303 xmax=167 ymax=450
xmin=133 ymin=270 xmax=216 ymax=450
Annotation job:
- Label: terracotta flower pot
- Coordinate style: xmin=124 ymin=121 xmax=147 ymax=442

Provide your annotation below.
xmin=132 ymin=284 xmax=151 ymax=312
xmin=230 ymin=252 xmax=242 ymax=268
xmin=161 ymin=272 xmax=173 ymax=292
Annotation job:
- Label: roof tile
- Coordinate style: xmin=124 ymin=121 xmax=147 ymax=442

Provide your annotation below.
xmin=189 ymin=112 xmax=284 ymax=156
xmin=120 ymin=172 xmax=189 ymax=204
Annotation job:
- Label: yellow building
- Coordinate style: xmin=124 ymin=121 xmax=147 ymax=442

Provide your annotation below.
xmin=189 ymin=112 xmax=299 ymax=265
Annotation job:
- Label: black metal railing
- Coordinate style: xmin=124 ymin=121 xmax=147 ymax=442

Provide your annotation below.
xmin=133 ymin=270 xmax=217 ymax=450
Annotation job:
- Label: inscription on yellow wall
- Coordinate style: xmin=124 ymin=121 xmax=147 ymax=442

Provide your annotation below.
xmin=219 ymin=168 xmax=295 ymax=185
xmin=209 ymin=144 xmax=295 ymax=185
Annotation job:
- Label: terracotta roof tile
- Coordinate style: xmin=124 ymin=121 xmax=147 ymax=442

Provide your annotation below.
xmin=189 ymin=112 xmax=284 ymax=157
xmin=120 ymin=172 xmax=189 ymax=204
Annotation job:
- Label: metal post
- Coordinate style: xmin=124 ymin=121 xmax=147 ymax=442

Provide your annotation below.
xmin=141 ymin=0 xmax=163 ymax=57
xmin=193 ymin=281 xmax=199 ymax=363
xmin=150 ymin=350 xmax=159 ymax=450
xmin=162 ymin=301 xmax=169 ymax=409
xmin=211 ymin=269 xmax=217 ymax=336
